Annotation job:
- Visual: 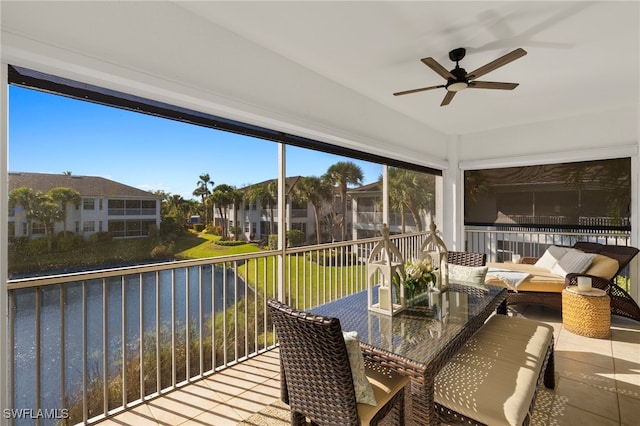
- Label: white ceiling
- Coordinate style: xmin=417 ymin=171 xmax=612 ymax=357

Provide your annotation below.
xmin=177 ymin=1 xmax=639 ymax=136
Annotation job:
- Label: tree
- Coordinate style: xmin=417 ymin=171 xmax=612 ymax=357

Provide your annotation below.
xmin=323 ymin=161 xmax=363 ymax=241
xmin=48 ymin=187 xmax=81 ymax=235
xmin=193 ymin=173 xmax=214 ymax=225
xmin=211 ymin=184 xmax=237 ymax=239
xmin=244 ymin=180 xmax=278 ymax=235
xmin=293 ymin=176 xmax=332 ymax=244
xmin=9 ymin=186 xmax=39 ymax=238
xmin=30 ymin=192 xmax=64 ymax=252
xmin=386 ymin=168 xmax=433 ymax=232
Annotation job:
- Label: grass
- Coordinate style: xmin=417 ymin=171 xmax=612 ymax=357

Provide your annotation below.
xmin=176 ymin=232 xmax=263 ymax=259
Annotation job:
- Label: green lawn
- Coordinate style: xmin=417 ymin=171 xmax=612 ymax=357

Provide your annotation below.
xmin=176 ymin=233 xmax=263 ymax=259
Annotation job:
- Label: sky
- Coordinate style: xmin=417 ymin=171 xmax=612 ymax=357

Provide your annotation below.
xmin=8 ymin=85 xmax=383 ymax=200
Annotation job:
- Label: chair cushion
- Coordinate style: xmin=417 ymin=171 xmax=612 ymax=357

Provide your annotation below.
xmin=551 ymin=249 xmax=595 ymax=277
xmin=358 ymin=364 xmax=410 ymax=425
xmin=343 ymin=331 xmax=377 ymax=406
xmin=534 ymin=245 xmax=568 ymax=270
xmin=435 ymin=315 xmax=553 ymax=426
xmin=449 ymin=264 xmax=488 ymax=285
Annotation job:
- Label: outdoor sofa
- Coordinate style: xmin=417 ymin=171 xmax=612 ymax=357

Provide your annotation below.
xmin=485 ymin=242 xmax=640 ymax=322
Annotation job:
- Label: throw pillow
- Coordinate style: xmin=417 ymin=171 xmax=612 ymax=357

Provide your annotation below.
xmin=585 ymin=254 xmax=619 ymax=280
xmin=343 ymin=331 xmax=377 ymax=406
xmin=534 ymin=245 xmax=569 ymax=270
xmin=449 ymin=264 xmax=489 ymax=285
xmin=551 ymin=249 xmax=596 ymax=277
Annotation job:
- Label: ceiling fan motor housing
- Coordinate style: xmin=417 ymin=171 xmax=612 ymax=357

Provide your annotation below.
xmin=446 ymin=66 xmax=469 ymax=91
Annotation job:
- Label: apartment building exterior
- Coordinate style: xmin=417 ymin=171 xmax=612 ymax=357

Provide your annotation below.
xmin=8 ymin=172 xmax=161 ymax=239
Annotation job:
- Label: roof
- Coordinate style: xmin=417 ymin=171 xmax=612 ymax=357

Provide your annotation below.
xmin=8 ymin=172 xmax=161 ymax=199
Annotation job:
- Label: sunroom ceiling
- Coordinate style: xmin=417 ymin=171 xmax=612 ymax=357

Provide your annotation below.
xmin=1 ymin=1 xmax=638 ymax=153
xmin=177 ymin=1 xmax=639 ymax=135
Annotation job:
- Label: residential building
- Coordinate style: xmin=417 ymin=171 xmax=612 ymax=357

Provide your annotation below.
xmin=9 ymin=172 xmax=161 ymax=239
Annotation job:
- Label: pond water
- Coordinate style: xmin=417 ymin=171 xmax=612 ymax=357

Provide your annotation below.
xmin=11 ymin=265 xmax=248 ymax=425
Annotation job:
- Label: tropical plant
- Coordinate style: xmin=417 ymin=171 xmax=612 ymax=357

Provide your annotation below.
xmin=323 ymin=161 xmax=363 ymax=241
xmin=386 ymin=168 xmax=433 ymax=232
xmin=48 ymin=186 xmax=81 ymax=235
xmin=30 ymin=192 xmax=64 ymax=252
xmin=293 ymin=176 xmax=332 ymax=244
xmin=193 ymin=173 xmax=214 ymax=225
xmin=9 ymin=186 xmax=39 ymax=238
xmin=211 ymin=184 xmax=241 ymax=239
xmin=244 ymin=180 xmax=278 ymax=235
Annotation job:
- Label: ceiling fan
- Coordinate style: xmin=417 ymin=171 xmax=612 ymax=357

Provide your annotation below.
xmin=393 ymin=47 xmax=527 ymax=106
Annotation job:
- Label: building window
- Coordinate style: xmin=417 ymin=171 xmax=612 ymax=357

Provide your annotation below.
xmin=83 ymin=221 xmax=95 ymax=232
xmin=98 ymin=199 xmax=103 ymax=210
xmin=83 ymin=198 xmax=95 ymax=210
xmin=32 ymin=222 xmax=45 ymax=235
xmin=245 ymin=221 xmax=250 ymax=232
xmin=75 ymin=221 xmax=80 ymax=233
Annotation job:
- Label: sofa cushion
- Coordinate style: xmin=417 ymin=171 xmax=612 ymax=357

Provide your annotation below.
xmin=584 ymin=254 xmax=619 ymax=280
xmin=486 ymin=263 xmax=565 ymax=292
xmin=534 ymin=245 xmax=568 ymax=270
xmin=551 ymin=249 xmax=595 ymax=277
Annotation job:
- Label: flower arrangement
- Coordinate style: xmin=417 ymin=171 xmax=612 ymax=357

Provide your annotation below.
xmin=394 ymin=257 xmax=437 ymax=300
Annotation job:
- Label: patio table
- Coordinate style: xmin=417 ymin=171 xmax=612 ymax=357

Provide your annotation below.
xmin=309 ymin=282 xmax=507 ymax=426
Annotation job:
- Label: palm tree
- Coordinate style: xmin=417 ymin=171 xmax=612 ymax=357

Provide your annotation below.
xmin=211 ymin=184 xmax=236 ymax=238
xmin=293 ymin=176 xmax=332 ymax=244
xmin=244 ymin=180 xmax=278 ymax=235
xmin=193 ymin=173 xmax=213 ymax=225
xmin=387 ymin=168 xmax=433 ymax=232
xmin=323 ymin=161 xmax=363 ymax=241
xmin=9 ymin=186 xmax=39 ymax=238
xmin=30 ymin=192 xmax=64 ymax=252
xmin=48 ymin=186 xmax=81 ymax=236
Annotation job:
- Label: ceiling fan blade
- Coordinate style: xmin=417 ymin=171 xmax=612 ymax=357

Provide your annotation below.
xmin=421 ymin=57 xmax=455 ymax=80
xmin=440 ymin=91 xmax=456 ymax=106
xmin=393 ymin=84 xmax=445 ymax=96
xmin=466 ymin=48 xmax=527 ymax=80
xmin=468 ymin=81 xmax=519 ymax=90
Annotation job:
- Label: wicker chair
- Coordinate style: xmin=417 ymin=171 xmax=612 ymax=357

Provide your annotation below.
xmin=447 ymin=251 xmax=487 ymax=267
xmin=268 ymin=299 xmax=409 ymax=426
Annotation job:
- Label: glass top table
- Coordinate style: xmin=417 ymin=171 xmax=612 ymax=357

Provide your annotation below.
xmin=310 ymin=282 xmax=507 ymax=426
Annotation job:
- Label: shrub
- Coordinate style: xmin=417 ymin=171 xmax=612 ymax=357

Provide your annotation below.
xmin=148 ymin=223 xmax=159 ymax=238
xmin=26 ymin=237 xmax=49 ymax=255
xmin=55 ymin=234 xmax=84 ymax=252
xmin=193 ymin=224 xmax=205 ymax=232
xmin=268 ymin=234 xmax=278 ymax=250
xmin=214 ymin=240 xmax=247 ymax=247
xmin=286 ymin=229 xmax=305 ymax=247
xmin=150 ymin=243 xmax=174 ymax=259
xmin=89 ymin=231 xmax=112 ymax=243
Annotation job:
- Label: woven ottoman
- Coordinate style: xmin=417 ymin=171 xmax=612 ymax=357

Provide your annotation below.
xmin=562 ymin=287 xmax=610 ymax=338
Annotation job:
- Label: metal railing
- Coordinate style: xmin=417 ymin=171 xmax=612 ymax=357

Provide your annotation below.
xmin=464 ymin=227 xmax=631 ymax=262
xmin=6 ymin=232 xmax=428 ymax=426
xmin=9 ymin=227 xmax=632 ymax=425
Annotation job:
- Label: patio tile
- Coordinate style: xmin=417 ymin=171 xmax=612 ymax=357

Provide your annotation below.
xmin=554 ymin=354 xmax=617 ymax=392
xmin=548 ymin=401 xmax=619 ymax=426
xmin=619 ymin=393 xmax=640 ymax=426
xmin=553 ymin=376 xmax=620 ymax=422
xmin=146 ymin=383 xmax=225 ymax=425
xmin=97 ymin=404 xmax=158 ymax=426
xmin=179 ymin=402 xmax=244 ymax=426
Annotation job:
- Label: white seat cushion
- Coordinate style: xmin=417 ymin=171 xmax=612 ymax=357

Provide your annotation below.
xmin=435 ymin=315 xmax=553 ymax=426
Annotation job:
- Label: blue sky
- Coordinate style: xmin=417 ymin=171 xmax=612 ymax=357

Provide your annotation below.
xmin=9 ymin=86 xmax=382 ymax=199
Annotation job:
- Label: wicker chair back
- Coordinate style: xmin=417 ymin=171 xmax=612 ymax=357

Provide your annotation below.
xmin=267 ymin=299 xmax=363 ymax=425
xmin=447 ymin=251 xmax=487 ymax=267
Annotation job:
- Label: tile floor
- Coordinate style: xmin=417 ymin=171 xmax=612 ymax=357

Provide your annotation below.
xmin=98 ymin=305 xmax=640 ymax=426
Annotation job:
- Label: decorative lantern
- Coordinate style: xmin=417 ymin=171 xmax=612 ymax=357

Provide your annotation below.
xmin=367 ymin=224 xmax=406 ymax=316
xmin=420 ymin=220 xmax=449 ymax=291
